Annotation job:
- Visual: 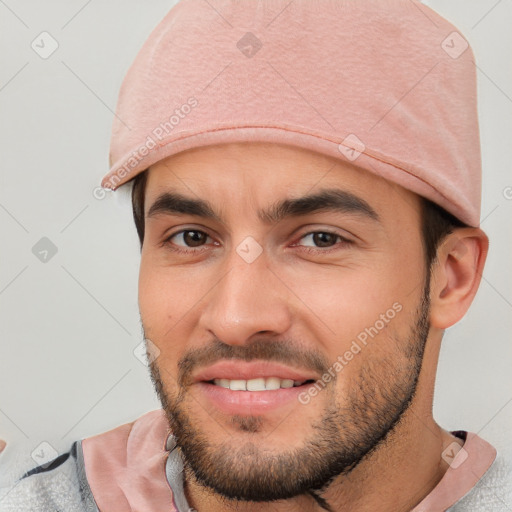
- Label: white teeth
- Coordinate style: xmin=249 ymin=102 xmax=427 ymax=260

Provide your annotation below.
xmin=247 ymin=378 xmax=266 ymax=391
xmin=229 ymin=379 xmax=246 ymax=391
xmin=212 ymin=377 xmax=305 ymax=391
xmin=265 ymin=377 xmax=281 ymax=390
xmin=212 ymin=379 xmax=230 ymax=389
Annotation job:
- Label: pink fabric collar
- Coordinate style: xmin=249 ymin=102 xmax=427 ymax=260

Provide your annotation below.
xmin=412 ymin=431 xmax=496 ymax=511
xmin=81 ymin=409 xmax=173 ymax=511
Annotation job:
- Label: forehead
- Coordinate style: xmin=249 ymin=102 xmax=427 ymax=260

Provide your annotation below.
xmin=143 ymin=141 xmax=420 ymax=219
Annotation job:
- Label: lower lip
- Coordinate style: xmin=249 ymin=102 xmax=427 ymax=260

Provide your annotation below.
xmin=196 ymin=382 xmax=313 ymax=415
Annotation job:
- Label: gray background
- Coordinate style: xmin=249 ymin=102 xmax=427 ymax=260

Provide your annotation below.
xmin=0 ymin=0 xmax=511 ymax=469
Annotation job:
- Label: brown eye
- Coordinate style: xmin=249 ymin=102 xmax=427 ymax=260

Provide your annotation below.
xmin=312 ymin=232 xmax=338 ymax=247
xmin=299 ymin=232 xmax=342 ymax=248
xmin=169 ymin=230 xmax=211 ymax=248
xmin=183 ymin=230 xmax=208 ymax=247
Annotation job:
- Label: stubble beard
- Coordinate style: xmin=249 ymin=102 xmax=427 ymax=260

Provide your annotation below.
xmin=147 ymin=287 xmax=430 ymax=503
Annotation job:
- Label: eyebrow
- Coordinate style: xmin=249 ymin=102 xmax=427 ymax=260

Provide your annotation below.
xmin=147 ymin=188 xmax=380 ymax=224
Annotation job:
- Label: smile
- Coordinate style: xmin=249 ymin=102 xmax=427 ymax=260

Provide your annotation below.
xmin=211 ymin=377 xmax=311 ymax=391
xmin=192 ymin=361 xmax=320 ymax=415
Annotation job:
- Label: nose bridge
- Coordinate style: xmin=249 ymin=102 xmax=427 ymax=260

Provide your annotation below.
xmin=198 ymin=248 xmax=292 ymax=345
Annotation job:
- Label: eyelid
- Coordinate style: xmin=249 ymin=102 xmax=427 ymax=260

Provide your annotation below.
xmin=166 ymin=230 xmax=213 ymax=246
xmin=161 ymin=223 xmax=217 ymax=242
xmin=297 ymin=232 xmax=348 ymax=245
xmin=290 ymin=233 xmax=352 ymax=255
xmin=159 ymin=227 xmax=219 ymax=255
xmin=291 ymin=226 xmax=354 ymax=244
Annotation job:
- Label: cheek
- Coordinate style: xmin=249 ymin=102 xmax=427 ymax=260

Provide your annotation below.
xmin=287 ymin=264 xmax=404 ymax=331
xmin=323 ymin=310 xmax=416 ymax=409
xmin=284 ymin=256 xmax=423 ymax=364
xmin=138 ymin=256 xmax=215 ymax=354
xmin=138 ymin=264 xmax=192 ymax=386
xmin=138 ymin=261 xmax=166 ymax=334
xmin=138 ymin=258 xmax=191 ymax=342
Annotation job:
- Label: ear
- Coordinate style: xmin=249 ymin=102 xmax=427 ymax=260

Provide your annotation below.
xmin=429 ymin=228 xmax=489 ymax=329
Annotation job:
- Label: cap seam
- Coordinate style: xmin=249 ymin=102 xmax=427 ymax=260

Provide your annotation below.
xmin=106 ymin=124 xmax=466 ymax=217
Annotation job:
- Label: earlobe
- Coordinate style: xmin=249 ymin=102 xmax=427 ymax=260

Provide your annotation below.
xmin=429 ymin=228 xmax=489 ymax=329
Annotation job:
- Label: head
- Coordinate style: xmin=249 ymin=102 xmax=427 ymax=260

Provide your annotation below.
xmin=131 ymin=141 xmax=487 ymax=501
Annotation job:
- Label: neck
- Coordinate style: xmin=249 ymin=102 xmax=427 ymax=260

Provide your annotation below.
xmin=183 ymin=410 xmax=460 ymax=512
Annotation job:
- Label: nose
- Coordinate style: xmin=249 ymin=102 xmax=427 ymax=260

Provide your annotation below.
xmin=197 ymin=253 xmax=293 ymax=346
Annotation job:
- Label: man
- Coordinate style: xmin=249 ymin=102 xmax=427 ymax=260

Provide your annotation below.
xmin=1 ymin=0 xmax=510 ymax=511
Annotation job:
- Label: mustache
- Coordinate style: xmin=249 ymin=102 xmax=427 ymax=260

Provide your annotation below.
xmin=177 ymin=338 xmax=330 ymax=387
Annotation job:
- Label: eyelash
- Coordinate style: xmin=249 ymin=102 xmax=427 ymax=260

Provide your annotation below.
xmin=162 ymin=229 xmax=353 ymax=255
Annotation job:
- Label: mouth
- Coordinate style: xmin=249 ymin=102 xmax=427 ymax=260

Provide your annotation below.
xmin=192 ymin=360 xmax=320 ymax=415
xmin=193 ymin=359 xmax=319 ymax=384
xmin=208 ymin=377 xmax=315 ymax=391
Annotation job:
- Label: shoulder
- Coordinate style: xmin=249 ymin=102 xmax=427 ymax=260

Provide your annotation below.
xmin=449 ymin=437 xmax=512 ymax=511
xmin=0 ymin=440 xmax=97 ymax=512
xmin=0 ymin=410 xmax=170 ymax=512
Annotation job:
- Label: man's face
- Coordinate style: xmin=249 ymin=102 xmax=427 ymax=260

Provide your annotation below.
xmin=139 ymin=142 xmax=430 ymax=500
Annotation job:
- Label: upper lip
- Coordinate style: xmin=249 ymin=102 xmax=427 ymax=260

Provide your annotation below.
xmin=193 ymin=360 xmax=319 ymax=383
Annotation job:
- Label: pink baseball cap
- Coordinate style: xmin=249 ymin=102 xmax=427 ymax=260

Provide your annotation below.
xmin=102 ymin=0 xmax=482 ymax=226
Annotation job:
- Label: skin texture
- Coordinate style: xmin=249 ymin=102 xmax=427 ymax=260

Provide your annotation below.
xmin=139 ymin=141 xmax=488 ymax=512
